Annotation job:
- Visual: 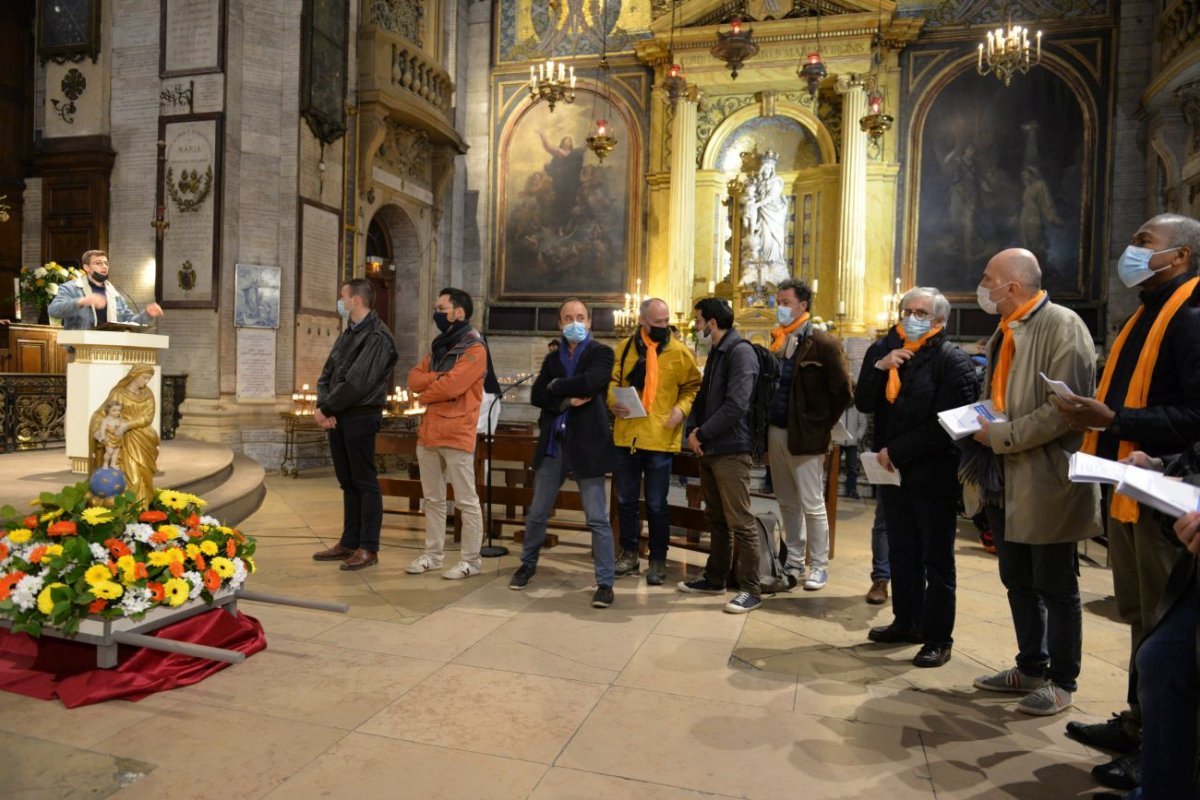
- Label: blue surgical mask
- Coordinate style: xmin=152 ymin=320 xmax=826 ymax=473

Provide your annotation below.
xmin=901 ymin=315 xmax=932 ymax=340
xmin=776 ymin=306 xmax=793 ymax=326
xmin=562 ymin=321 xmax=588 ymax=343
xmin=336 ymin=299 xmax=349 ymax=319
xmin=1118 ymin=245 xmax=1179 ymax=288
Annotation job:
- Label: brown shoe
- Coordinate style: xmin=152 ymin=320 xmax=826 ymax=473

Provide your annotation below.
xmin=866 ymin=579 xmax=889 ymax=605
xmin=313 ymin=544 xmax=354 ymax=562
xmin=340 ymin=549 xmax=378 ymax=571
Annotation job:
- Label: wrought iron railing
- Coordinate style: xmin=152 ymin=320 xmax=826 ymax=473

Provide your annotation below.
xmin=0 ymin=373 xmax=187 ymax=453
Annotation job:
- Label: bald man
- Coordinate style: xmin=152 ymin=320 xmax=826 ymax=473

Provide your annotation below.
xmin=970 ymin=248 xmax=1101 ymax=717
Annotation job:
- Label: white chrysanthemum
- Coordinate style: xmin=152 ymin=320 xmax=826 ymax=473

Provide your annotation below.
xmin=34 ymin=267 xmax=46 ymax=277
xmin=11 ymin=574 xmax=45 ymax=611
xmin=230 ymin=558 xmax=248 ymax=589
xmin=182 ymin=571 xmax=203 ymax=600
xmin=199 ymin=515 xmax=221 ymax=528
xmin=8 ymin=543 xmax=32 ymax=563
xmin=124 ymin=522 xmax=155 ymax=545
xmin=88 ymin=542 xmax=109 ymax=561
xmin=119 ymin=587 xmax=152 ymax=616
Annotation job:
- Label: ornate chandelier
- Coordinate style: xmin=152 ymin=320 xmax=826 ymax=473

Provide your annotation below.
xmin=859 ymin=90 xmax=894 ymax=145
xmin=711 ymin=17 xmax=758 ymax=80
xmin=977 ymin=21 xmax=1042 ymax=86
xmin=662 ymin=0 xmax=687 ymax=107
xmin=587 ymin=45 xmax=618 ymax=163
xmin=528 ymin=57 xmax=577 ymax=111
xmin=798 ymin=52 xmax=827 ymax=99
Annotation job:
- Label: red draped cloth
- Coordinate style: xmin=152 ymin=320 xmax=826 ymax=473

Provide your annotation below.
xmin=0 ymin=609 xmax=267 ymax=707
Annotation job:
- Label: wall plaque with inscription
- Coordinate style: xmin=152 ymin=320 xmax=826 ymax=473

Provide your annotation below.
xmin=160 ymin=0 xmax=226 ymax=77
xmin=236 ymin=328 xmax=277 ymax=399
xmin=298 ymin=201 xmax=341 ymax=317
xmin=156 ymin=113 xmax=223 ymax=309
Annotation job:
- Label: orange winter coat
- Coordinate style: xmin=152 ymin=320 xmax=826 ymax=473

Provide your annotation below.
xmin=408 ymin=339 xmax=487 ymax=453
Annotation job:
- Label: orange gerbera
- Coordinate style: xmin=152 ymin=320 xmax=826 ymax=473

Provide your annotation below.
xmin=194 ymin=553 xmax=206 ymax=571
xmin=22 ymin=515 xmax=38 ymax=529
xmin=88 ymin=599 xmax=106 ymax=614
xmin=147 ymin=582 xmax=165 ymax=602
xmin=139 ymin=510 xmax=168 ymax=523
xmin=187 ymin=527 xmax=202 ymax=539
xmin=0 ymin=571 xmax=25 ymax=601
xmin=107 ymin=560 xmax=119 ymax=575
xmin=186 ymin=513 xmax=200 ymax=528
xmin=0 ymin=542 xmax=8 ymax=561
xmin=28 ymin=545 xmax=48 ymax=564
xmin=47 ymin=520 xmax=77 ymax=537
xmin=149 ymin=530 xmax=171 ymax=545
xmin=134 ymin=562 xmax=148 ymax=580
xmin=104 ymin=538 xmax=131 ymax=558
xmin=226 ymin=538 xmax=237 ymax=557
xmin=168 ymin=561 xmax=184 ymax=578
xmin=203 ymin=569 xmax=221 ymax=591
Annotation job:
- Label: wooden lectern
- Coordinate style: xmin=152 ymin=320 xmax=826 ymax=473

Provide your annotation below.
xmin=57 ymin=330 xmax=170 ymax=474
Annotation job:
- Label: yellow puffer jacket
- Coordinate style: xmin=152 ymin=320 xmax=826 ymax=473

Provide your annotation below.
xmin=606 ymin=335 xmax=702 ymax=453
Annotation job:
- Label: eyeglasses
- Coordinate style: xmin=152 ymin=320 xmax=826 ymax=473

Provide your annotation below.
xmin=900 ymin=308 xmax=932 ymax=320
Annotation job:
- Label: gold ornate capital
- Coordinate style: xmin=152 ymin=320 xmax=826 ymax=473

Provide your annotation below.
xmin=72 ymin=347 xmax=160 ymax=365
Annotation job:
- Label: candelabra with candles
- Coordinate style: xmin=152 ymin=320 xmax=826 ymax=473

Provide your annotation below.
xmin=874 ymin=277 xmax=903 ymax=332
xmin=977 ymin=22 xmax=1042 ymax=86
xmin=614 ymin=279 xmax=643 ymax=338
xmin=528 ymin=58 xmax=577 ymax=111
xmin=290 ymin=384 xmax=318 ymax=416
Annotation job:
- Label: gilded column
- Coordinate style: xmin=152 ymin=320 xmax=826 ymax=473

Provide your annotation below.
xmin=836 ymin=75 xmax=868 ymax=334
xmin=667 ymin=92 xmax=699 ymax=317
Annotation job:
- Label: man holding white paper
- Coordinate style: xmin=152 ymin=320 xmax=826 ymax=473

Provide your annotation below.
xmin=1053 ymin=214 xmax=1200 ymax=788
xmin=854 ymin=287 xmax=977 ymax=668
xmin=969 ymin=248 xmax=1100 ymax=717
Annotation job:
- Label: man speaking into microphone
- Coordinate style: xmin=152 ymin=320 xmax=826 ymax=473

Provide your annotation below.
xmin=48 ymin=250 xmax=164 ymax=330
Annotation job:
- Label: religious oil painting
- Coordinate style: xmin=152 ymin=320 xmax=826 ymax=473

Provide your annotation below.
xmin=914 ymin=66 xmax=1088 ymax=297
xmin=497 ymin=93 xmax=635 ymax=299
xmin=234 ymin=263 xmax=281 ymax=329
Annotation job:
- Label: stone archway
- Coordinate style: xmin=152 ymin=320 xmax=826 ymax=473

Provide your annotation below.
xmin=369 ymin=204 xmax=423 ymax=371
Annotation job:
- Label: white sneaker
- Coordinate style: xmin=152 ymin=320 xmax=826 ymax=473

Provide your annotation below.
xmin=405 ymin=554 xmax=443 ymax=574
xmin=442 ymin=561 xmax=482 ymax=580
xmin=803 ymin=567 xmax=828 ymax=591
xmin=1017 ymin=681 xmax=1073 ymax=716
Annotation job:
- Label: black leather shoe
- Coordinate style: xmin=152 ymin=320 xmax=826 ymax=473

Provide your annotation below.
xmin=1065 ymin=715 xmax=1138 ymax=753
xmin=912 ymin=644 xmax=952 ymax=668
xmin=1092 ymin=751 xmax=1141 ymax=791
xmin=867 ymin=624 xmax=923 ymax=644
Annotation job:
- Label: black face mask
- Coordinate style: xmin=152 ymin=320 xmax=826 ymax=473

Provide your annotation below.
xmin=647 ymin=325 xmax=671 ymax=345
xmin=89 ymin=272 xmax=108 ymax=284
xmin=433 ymin=311 xmax=452 ymax=333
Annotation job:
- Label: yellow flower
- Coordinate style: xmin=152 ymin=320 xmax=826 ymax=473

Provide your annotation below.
xmin=91 ymin=581 xmax=123 ymax=600
xmin=84 ymin=564 xmax=113 ymax=586
xmin=183 ymin=493 xmax=207 ymax=508
xmin=157 ymin=490 xmax=189 ymax=510
xmin=163 ymin=578 xmax=189 ymax=607
xmin=6 ymin=528 xmax=32 ymax=544
xmin=245 ymin=556 xmax=256 ymax=574
xmin=44 ymin=544 xmax=63 ymax=558
xmin=210 ymin=557 xmax=235 ymax=579
xmin=116 ymin=554 xmax=138 ymax=583
xmin=37 ymin=582 xmax=66 ymax=615
xmin=166 ymin=547 xmax=186 ymax=564
xmin=147 ymin=552 xmax=171 ymax=567
xmin=81 ymin=507 xmax=114 ymax=525
xmin=185 ymin=543 xmax=200 ymax=559
xmin=199 ymin=540 xmax=218 ymax=557
xmin=39 ymin=508 xmax=64 ymax=522
xmin=156 ymin=525 xmax=181 ymax=540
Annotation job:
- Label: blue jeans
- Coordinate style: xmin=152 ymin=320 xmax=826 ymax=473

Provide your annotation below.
xmin=616 ymin=448 xmax=674 ymax=561
xmin=520 ymin=452 xmax=616 ymax=587
xmin=871 ymin=497 xmax=890 ymax=581
xmin=1135 ymin=590 xmax=1200 ymax=799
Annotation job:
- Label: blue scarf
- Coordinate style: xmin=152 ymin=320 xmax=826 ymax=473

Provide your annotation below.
xmin=546 ymin=335 xmax=591 ymax=457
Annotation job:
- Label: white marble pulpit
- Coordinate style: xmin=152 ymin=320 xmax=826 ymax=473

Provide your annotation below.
xmin=57 ymin=330 xmax=171 ymax=474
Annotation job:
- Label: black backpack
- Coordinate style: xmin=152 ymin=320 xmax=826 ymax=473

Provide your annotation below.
xmin=735 ymin=339 xmax=779 ymax=458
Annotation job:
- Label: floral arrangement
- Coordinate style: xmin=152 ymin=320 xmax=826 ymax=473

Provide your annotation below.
xmin=19 ymin=261 xmax=84 ymax=310
xmin=0 ymin=195 xmax=10 ymax=224
xmin=0 ymin=483 xmax=256 ymax=637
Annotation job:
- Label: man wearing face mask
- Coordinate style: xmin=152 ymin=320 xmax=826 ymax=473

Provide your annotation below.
xmin=406 ymin=288 xmax=489 ymax=580
xmin=1052 ymin=214 xmax=1200 ymax=790
xmin=311 ymin=280 xmax=399 ymax=570
xmin=767 ymin=278 xmax=852 ymax=591
xmin=609 ymin=297 xmax=702 ymax=585
xmin=49 ymin=250 xmax=164 ymax=330
xmin=676 ymin=298 xmax=762 ymax=612
xmin=969 ymin=248 xmax=1100 ymax=716
xmin=509 ymin=299 xmax=618 ymax=608
xmin=853 ymin=287 xmax=977 ymax=667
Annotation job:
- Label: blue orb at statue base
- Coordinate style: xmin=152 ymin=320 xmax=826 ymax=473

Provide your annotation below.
xmin=90 ymin=467 xmax=127 ymax=498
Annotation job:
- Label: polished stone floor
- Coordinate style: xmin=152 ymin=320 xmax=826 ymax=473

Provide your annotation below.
xmin=1 ymin=469 xmax=1130 ymax=799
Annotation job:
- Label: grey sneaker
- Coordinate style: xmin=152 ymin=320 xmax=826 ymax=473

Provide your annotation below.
xmin=614 ymin=549 xmax=640 ymax=576
xmin=973 ymin=667 xmax=1047 ymax=694
xmin=509 ymin=564 xmax=534 ymax=590
xmin=803 ymin=567 xmax=828 ymax=591
xmin=646 ymin=559 xmax=667 ymax=586
xmin=1017 ymin=681 xmax=1073 ymax=716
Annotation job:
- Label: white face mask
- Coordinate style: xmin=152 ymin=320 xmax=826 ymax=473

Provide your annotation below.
xmin=976 ymin=282 xmax=1010 ymax=316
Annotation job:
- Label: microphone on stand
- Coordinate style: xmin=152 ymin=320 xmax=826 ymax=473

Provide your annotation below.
xmin=105 ymin=278 xmax=154 ymax=331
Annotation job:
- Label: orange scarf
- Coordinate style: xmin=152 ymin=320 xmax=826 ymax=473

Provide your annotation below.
xmin=639 ymin=328 xmax=660 ymax=414
xmin=991 ymin=290 xmax=1047 ymax=413
xmin=885 ymin=324 xmax=944 ymax=403
xmin=770 ymin=312 xmax=810 ymax=352
xmin=1082 ymin=276 xmax=1199 ymax=523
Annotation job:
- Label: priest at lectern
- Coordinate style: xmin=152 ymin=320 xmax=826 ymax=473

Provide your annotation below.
xmin=48 ymin=250 xmax=164 ymax=330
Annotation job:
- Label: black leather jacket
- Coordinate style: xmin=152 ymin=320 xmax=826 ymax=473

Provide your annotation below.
xmin=317 ymin=311 xmax=399 ymax=417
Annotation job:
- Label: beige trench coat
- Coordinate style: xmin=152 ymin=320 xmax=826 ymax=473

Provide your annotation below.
xmin=982 ymin=297 xmax=1102 ymax=544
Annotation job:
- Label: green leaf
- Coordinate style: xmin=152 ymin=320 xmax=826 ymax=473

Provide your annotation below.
xmin=62 ymin=617 xmax=80 ymax=635
xmin=0 ymin=504 xmax=16 ymax=520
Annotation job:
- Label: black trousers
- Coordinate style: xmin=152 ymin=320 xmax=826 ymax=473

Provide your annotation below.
xmin=328 ymin=411 xmax=383 ymax=552
xmin=880 ymin=483 xmax=958 ymax=647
